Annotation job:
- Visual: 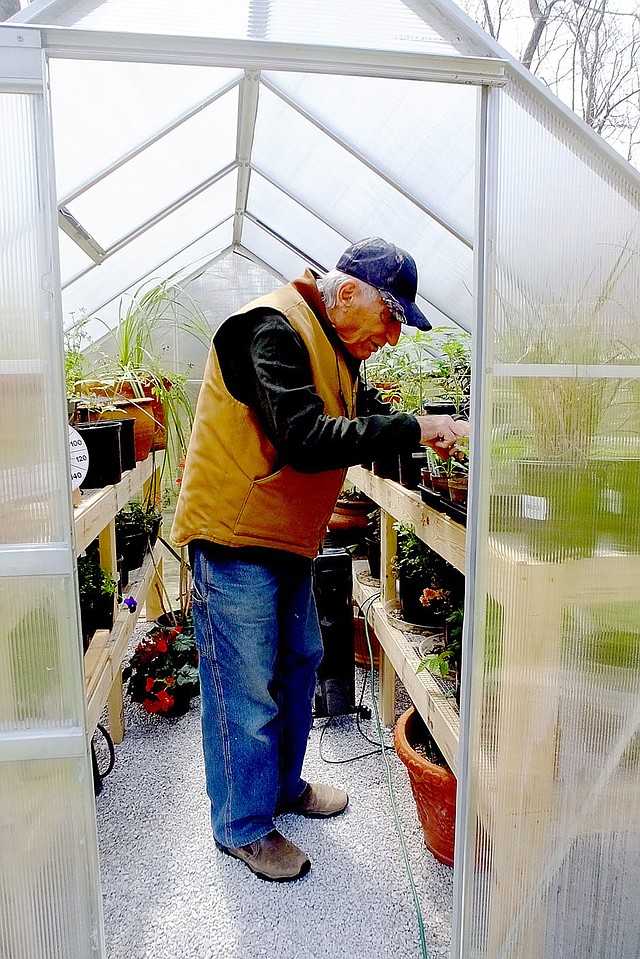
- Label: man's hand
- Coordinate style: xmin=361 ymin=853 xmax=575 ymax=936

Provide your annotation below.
xmin=416 ymin=414 xmax=469 ymax=459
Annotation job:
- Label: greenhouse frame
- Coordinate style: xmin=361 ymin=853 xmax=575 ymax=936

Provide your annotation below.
xmin=1 ymin=0 xmax=639 ymax=957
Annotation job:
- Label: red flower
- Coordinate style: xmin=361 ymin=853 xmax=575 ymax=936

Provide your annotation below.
xmin=166 ymin=677 xmax=175 ymax=686
xmin=145 ymin=677 xmax=155 ymax=692
xmin=142 ymin=698 xmax=162 ymax=714
xmin=156 ymin=638 xmax=168 ymax=653
xmin=156 ymin=690 xmax=175 ymax=712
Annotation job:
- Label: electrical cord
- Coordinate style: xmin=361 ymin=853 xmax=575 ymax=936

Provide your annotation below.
xmin=313 ymin=587 xmax=431 ymax=958
xmin=360 ymin=594 xmax=431 ymax=959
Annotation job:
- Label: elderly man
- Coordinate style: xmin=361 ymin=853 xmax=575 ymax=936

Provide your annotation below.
xmin=171 ymin=237 xmax=468 ymax=882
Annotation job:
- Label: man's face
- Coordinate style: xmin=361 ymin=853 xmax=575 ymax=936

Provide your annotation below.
xmin=331 ymin=281 xmax=403 ymax=361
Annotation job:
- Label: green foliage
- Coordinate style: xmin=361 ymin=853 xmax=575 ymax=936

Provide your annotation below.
xmin=115 ymin=500 xmax=162 ymax=536
xmin=417 ymin=600 xmax=464 ymax=680
xmin=77 ymin=554 xmax=116 ymax=599
xmin=392 ymin=522 xmax=459 ymax=585
xmin=64 ymin=310 xmax=92 ymax=397
xmin=364 ymin=327 xmax=471 ymax=414
xmin=425 ymin=328 xmax=472 ymax=414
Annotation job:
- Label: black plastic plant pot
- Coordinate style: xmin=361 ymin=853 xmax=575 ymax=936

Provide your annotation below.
xmin=399 ymin=450 xmax=429 ymax=490
xmin=118 ymin=529 xmax=148 ymax=574
xmin=366 ymin=536 xmax=381 ymax=579
xmin=76 ymin=421 xmax=123 ymax=490
xmin=398 ymin=572 xmax=446 ymax=629
xmin=117 ymin=553 xmax=128 ymax=591
xmin=149 ymin=516 xmax=162 ymax=548
xmin=372 ymin=452 xmax=400 ymax=482
xmin=107 ymin=417 xmax=136 ymax=472
xmin=423 ymin=401 xmax=457 ymax=416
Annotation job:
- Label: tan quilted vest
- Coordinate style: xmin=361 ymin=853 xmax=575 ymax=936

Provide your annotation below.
xmin=171 ymin=276 xmax=357 ymax=558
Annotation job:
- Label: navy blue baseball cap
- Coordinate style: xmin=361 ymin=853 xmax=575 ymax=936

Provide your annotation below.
xmin=336 ymin=237 xmax=431 ymax=331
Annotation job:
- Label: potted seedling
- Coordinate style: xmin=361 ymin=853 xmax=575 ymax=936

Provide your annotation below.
xmin=115 ymin=500 xmax=162 ymax=578
xmin=392 ymin=522 xmax=464 ymax=628
xmin=77 ymin=552 xmax=117 ymax=651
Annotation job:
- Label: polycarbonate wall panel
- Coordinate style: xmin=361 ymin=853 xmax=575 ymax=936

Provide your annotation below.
xmin=1 ymin=755 xmax=102 ymax=959
xmin=0 ymin=93 xmax=68 ymax=547
xmin=252 ymin=85 xmax=473 ymax=329
xmin=0 ymin=577 xmax=85 ymax=729
xmin=50 ymin=59 xmax=241 ymax=199
xmin=265 ymin=73 xmax=476 ymax=245
xmin=0 ymin=84 xmax=104 ymax=959
xmin=459 ymin=81 xmax=640 ymax=959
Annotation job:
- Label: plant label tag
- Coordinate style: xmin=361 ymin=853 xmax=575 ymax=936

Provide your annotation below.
xmin=521 ymin=495 xmax=547 ymax=521
xmin=601 ymin=488 xmax=623 ymax=515
xmin=68 ymin=426 xmax=89 ymax=491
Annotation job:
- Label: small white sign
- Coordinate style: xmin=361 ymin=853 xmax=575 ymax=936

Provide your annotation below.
xmin=521 ymin=495 xmax=548 ymax=522
xmin=68 ymin=425 xmax=89 ymax=491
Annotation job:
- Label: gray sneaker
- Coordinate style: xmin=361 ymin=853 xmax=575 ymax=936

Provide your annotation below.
xmin=216 ymin=829 xmax=311 ymax=882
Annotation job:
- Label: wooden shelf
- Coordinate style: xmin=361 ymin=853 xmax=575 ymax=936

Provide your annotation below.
xmin=74 ymin=455 xmax=157 ymax=555
xmin=352 ymin=561 xmax=460 ymax=774
xmin=347 ymin=465 xmax=466 ymax=573
xmin=84 ymin=542 xmax=161 ymax=736
xmin=75 ymin=452 xmax=163 ymax=742
xmin=347 ymin=466 xmax=466 ymax=770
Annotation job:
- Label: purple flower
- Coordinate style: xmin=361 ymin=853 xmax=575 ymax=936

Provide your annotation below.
xmin=124 ymin=596 xmax=137 ymax=614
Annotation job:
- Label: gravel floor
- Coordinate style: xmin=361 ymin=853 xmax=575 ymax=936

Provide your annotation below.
xmin=95 ymin=622 xmax=453 ymax=959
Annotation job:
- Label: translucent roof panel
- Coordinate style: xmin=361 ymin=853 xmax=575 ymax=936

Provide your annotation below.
xmin=246 ymin=172 xmax=349 ymax=270
xmin=25 ymin=0 xmax=478 ymax=56
xmin=264 ymin=72 xmax=476 ymax=245
xmin=241 ymin=220 xmax=309 ymax=281
xmin=49 ymin=59 xmax=241 ymax=199
xmin=66 ymin=87 xmax=238 ymax=249
xmin=62 ymin=170 xmax=237 ymax=323
xmin=251 ymin=84 xmax=474 ymax=328
xmin=76 ymin=219 xmax=234 ymax=342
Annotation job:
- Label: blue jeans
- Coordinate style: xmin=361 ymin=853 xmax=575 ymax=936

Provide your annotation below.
xmin=191 ymin=548 xmax=324 ymax=849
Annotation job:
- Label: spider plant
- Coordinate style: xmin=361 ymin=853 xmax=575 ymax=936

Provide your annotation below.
xmin=74 ymin=275 xmax=212 ymax=478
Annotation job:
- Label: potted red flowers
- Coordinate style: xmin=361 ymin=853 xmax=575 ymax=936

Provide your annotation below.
xmin=123 ymin=616 xmax=199 ymax=717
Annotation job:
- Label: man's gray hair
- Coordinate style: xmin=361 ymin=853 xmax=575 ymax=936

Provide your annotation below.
xmin=317 ymin=269 xmax=378 ymax=308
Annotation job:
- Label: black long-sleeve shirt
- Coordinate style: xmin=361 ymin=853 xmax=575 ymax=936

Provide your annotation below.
xmin=213 ymin=308 xmax=421 ymax=471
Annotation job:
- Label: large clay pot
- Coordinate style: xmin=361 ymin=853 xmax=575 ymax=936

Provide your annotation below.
xmin=394 ymin=706 xmax=457 ymax=865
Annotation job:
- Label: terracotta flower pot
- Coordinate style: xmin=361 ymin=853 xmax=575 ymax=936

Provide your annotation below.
xmin=353 ymin=614 xmax=381 ymax=669
xmin=447 ymin=475 xmax=468 ymax=506
xmin=328 ymin=496 xmax=374 ymax=531
xmin=394 ymin=706 xmax=457 ymax=865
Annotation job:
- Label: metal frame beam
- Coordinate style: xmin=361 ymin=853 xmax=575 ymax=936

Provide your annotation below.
xmin=233 ymin=70 xmax=261 ymax=248
xmin=15 ymin=25 xmax=507 ymax=86
xmin=247 ymin=169 xmax=468 ymax=329
xmin=234 ymin=245 xmax=289 ymax=285
xmin=61 ymin=162 xmax=237 ymax=289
